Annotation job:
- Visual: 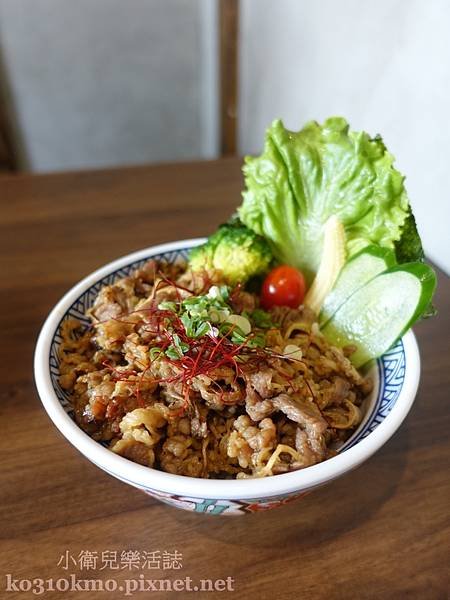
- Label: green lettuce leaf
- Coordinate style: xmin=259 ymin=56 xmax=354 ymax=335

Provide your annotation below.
xmin=239 ymin=117 xmax=412 ymax=284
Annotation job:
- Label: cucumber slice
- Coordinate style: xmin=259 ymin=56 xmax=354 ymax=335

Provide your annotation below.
xmin=322 ymin=263 xmax=436 ymax=367
xmin=319 ymin=245 xmax=396 ymax=326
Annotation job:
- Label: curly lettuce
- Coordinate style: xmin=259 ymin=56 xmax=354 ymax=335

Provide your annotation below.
xmin=239 ymin=117 xmax=420 ymax=284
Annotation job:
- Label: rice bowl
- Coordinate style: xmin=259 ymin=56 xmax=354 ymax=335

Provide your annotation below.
xmin=34 ymin=239 xmax=420 ymax=515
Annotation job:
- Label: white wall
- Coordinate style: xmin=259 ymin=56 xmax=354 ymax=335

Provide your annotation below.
xmin=0 ymin=0 xmax=218 ymax=171
xmin=239 ymin=0 xmax=450 ymax=274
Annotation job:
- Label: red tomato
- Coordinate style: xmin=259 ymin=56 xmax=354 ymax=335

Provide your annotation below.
xmin=261 ymin=265 xmax=306 ymax=309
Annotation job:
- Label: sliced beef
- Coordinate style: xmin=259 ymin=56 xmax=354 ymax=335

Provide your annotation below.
xmin=244 ymin=385 xmax=274 ymax=422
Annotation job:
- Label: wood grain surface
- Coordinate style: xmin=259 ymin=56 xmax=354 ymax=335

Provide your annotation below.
xmin=1 ymin=159 xmax=449 ymax=600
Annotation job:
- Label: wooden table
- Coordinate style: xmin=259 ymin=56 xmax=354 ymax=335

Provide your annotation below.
xmin=1 ymin=159 xmax=449 ymax=599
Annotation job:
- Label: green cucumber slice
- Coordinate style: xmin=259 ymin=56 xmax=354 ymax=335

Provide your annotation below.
xmin=322 ymin=263 xmax=436 ymax=367
xmin=319 ymin=245 xmax=396 ymax=326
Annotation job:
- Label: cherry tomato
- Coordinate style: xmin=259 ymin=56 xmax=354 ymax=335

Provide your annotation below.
xmin=261 ymin=265 xmax=306 ymax=309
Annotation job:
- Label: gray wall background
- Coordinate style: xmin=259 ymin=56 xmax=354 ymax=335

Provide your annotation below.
xmin=0 ymin=0 xmax=218 ymax=171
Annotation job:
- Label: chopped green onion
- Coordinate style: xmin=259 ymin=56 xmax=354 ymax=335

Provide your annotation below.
xmin=194 ymin=321 xmax=210 ymax=338
xmin=158 ymin=300 xmax=178 ymax=312
xmin=149 ymin=347 xmax=163 ymax=361
xmin=165 ymin=334 xmax=189 ymax=359
xmin=247 ymin=332 xmax=266 ymax=348
xmin=165 ymin=346 xmax=182 ymax=360
xmin=231 ymin=330 xmax=247 ymax=344
xmin=249 ymin=308 xmax=273 ymax=329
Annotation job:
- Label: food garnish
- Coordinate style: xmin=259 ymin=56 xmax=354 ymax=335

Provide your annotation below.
xmin=261 ymin=265 xmax=306 ymax=309
xmin=304 ymin=215 xmax=346 ymax=314
xmin=239 ymin=117 xmax=413 ymax=285
xmin=322 ymin=262 xmax=436 ymax=367
xmin=188 ymin=220 xmax=273 ymax=285
xmin=235 ymin=116 xmax=436 ymax=365
xmin=319 ymin=245 xmax=397 ymax=326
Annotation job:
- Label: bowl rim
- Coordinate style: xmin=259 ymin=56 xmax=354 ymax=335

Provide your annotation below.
xmin=34 ymin=239 xmax=420 ymax=500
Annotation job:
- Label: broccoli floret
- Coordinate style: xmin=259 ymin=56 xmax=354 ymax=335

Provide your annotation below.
xmin=394 ymin=211 xmax=425 ymax=264
xmin=188 ymin=221 xmax=273 ymax=285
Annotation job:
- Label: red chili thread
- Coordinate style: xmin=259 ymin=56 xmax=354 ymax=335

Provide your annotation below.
xmin=94 ymin=279 xmax=299 ymax=418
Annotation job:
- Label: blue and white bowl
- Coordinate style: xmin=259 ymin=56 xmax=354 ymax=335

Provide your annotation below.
xmin=34 ymin=240 xmax=420 ymax=515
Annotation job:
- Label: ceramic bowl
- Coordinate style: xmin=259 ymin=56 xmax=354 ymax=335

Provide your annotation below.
xmin=34 ymin=239 xmax=420 ymax=515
